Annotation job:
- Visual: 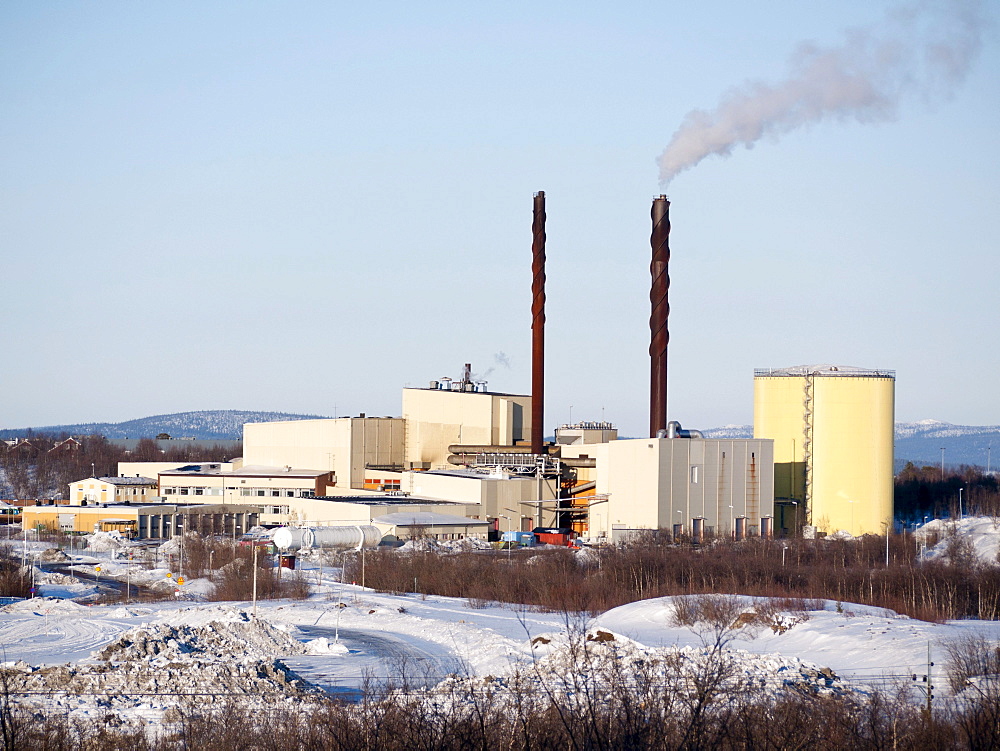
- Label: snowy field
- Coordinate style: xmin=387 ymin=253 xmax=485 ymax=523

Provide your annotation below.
xmin=2 ymin=519 xmax=999 ymax=731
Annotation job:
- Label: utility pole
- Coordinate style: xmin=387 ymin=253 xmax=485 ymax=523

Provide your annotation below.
xmin=252 ymin=544 xmax=258 ymax=618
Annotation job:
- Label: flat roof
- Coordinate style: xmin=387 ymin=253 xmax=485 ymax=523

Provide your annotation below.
xmin=374 ymin=511 xmax=489 ymax=527
xmin=95 ymin=476 xmax=157 ymax=485
xmin=313 ymin=495 xmax=465 ymax=507
xmin=755 ymin=365 xmax=895 ymax=378
xmin=159 ymin=464 xmax=328 ymax=478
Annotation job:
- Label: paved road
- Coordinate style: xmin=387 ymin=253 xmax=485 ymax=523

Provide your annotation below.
xmin=284 ymin=625 xmax=464 ymax=701
xmin=39 ymin=561 xmax=150 ymax=600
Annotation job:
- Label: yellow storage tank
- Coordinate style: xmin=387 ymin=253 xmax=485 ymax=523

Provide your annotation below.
xmin=754 ymin=365 xmax=894 ymax=536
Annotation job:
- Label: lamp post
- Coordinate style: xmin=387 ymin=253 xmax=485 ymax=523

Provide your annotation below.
xmin=500 ymin=515 xmax=512 ymax=561
xmin=958 ymin=487 xmax=964 ymax=519
xmin=940 ymin=447 xmax=946 ymax=481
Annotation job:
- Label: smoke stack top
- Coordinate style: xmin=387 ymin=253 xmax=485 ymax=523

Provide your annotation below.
xmin=657 ymin=0 xmax=984 ymax=185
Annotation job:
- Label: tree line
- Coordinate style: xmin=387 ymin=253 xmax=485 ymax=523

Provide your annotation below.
xmin=0 ymin=434 xmax=239 ymax=501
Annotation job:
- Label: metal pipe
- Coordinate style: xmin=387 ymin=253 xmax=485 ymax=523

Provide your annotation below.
xmin=531 ymin=191 xmax=546 ymax=454
xmin=448 ymin=444 xmax=536 ymax=454
xmin=649 ymin=195 xmax=670 ymax=437
xmin=667 ymin=420 xmax=703 ymax=439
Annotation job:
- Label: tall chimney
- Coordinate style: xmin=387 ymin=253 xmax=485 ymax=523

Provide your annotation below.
xmin=531 ymin=191 xmax=546 ymax=454
xmin=649 ymin=195 xmax=670 ymax=437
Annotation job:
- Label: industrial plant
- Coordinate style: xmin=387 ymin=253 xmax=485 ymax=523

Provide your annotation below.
xmin=21 ymin=194 xmax=894 ymax=545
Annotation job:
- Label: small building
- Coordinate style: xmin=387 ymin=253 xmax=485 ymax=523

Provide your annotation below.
xmin=21 ymin=503 xmax=261 ymax=539
xmin=68 ymin=476 xmax=159 ymax=506
xmin=372 ymin=511 xmax=490 ymax=540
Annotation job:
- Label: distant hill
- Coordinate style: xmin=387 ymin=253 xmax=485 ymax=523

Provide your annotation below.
xmin=702 ymin=421 xmax=1000 ymax=470
xmin=0 ymin=410 xmax=327 ymax=441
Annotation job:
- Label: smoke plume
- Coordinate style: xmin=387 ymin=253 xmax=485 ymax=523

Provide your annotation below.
xmin=658 ymin=0 xmax=985 ymax=185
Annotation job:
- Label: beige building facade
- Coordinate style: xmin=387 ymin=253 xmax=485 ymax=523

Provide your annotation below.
xmin=68 ymin=476 xmax=158 ymax=506
xmin=243 ymin=417 xmax=403 ymax=490
xmin=593 ymin=437 xmax=774 ymax=539
xmin=402 ymin=387 xmax=532 ymax=469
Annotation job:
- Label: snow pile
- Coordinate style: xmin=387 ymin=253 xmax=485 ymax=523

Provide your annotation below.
xmin=38 ymin=548 xmax=70 ymax=562
xmin=397 ymin=537 xmax=491 ymax=554
xmin=919 ymin=517 xmax=1000 ymax=567
xmin=421 ymin=626 xmax=844 ymax=714
xmin=0 ymin=597 xmax=89 ymax=614
xmin=826 ymin=530 xmax=855 ymax=541
xmin=84 ymin=530 xmax=128 ymax=552
xmin=96 ymin=614 xmax=310 ymax=663
xmin=1 ymin=614 xmax=321 ymax=727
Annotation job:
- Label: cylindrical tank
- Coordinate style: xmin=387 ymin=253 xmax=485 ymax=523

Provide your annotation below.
xmin=760 ymin=516 xmax=773 ymax=539
xmin=734 ymin=516 xmax=747 ymax=541
xmin=691 ymin=517 xmax=705 ymax=544
xmin=672 ymin=523 xmax=683 ymax=541
xmin=754 ymin=365 xmax=894 ymax=536
xmin=272 ymin=525 xmax=382 ymax=551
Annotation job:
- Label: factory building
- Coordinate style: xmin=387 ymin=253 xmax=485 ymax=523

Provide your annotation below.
xmin=42 ymin=194 xmax=788 ymax=543
xmin=754 ymin=365 xmax=895 ymax=536
xmin=592 ymin=437 xmax=774 ymax=541
xmin=243 ymin=416 xmax=403 ymax=489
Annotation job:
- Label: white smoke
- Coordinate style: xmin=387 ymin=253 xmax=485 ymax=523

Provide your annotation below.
xmin=658 ymin=0 xmax=985 ymax=185
xmin=473 ymin=351 xmax=512 ymax=381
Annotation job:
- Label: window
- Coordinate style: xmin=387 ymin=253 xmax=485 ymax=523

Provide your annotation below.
xmin=271 ymin=490 xmax=280 ymax=497
xmin=256 ymin=490 xmax=265 ymax=497
xmin=240 ymin=488 xmax=251 ymax=496
xmin=194 ymin=488 xmax=204 ymax=496
xmin=165 ymin=487 xmax=176 ymax=495
xmin=285 ymin=491 xmax=294 ymax=497
xmin=179 ymin=488 xmax=189 ymax=495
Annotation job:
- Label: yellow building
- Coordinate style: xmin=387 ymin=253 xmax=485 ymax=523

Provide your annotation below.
xmin=754 ymin=365 xmax=895 ymax=536
xmin=68 ymin=476 xmax=158 ymax=506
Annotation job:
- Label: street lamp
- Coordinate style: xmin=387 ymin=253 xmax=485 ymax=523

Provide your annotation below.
xmin=958 ymin=487 xmax=964 ymax=519
xmin=940 ymin=447 xmax=946 ymax=481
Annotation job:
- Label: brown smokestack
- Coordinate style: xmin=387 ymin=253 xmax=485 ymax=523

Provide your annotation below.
xmin=649 ymin=195 xmax=670 ymax=437
xmin=531 ymin=191 xmax=546 ymax=454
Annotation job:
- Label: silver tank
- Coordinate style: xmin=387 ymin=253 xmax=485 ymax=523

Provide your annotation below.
xmin=272 ymin=525 xmax=382 ymax=551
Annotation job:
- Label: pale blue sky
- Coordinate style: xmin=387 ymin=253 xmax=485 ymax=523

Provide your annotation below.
xmin=2 ymin=1 xmax=998 ymax=434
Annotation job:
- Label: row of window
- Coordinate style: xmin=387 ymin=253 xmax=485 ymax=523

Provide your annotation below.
xmin=160 ymin=487 xmax=316 ymax=498
xmin=239 ymin=488 xmax=315 ymax=498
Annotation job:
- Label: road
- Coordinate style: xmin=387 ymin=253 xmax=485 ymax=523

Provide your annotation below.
xmin=39 ymin=561 xmax=150 ymax=601
xmin=284 ymin=625 xmax=465 ymax=701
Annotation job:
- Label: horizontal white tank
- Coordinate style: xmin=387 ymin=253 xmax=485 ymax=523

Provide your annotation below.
xmin=272 ymin=525 xmax=382 ymax=552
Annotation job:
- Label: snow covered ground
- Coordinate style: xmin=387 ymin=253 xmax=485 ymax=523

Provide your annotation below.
xmin=2 ymin=521 xmax=1000 ymax=731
